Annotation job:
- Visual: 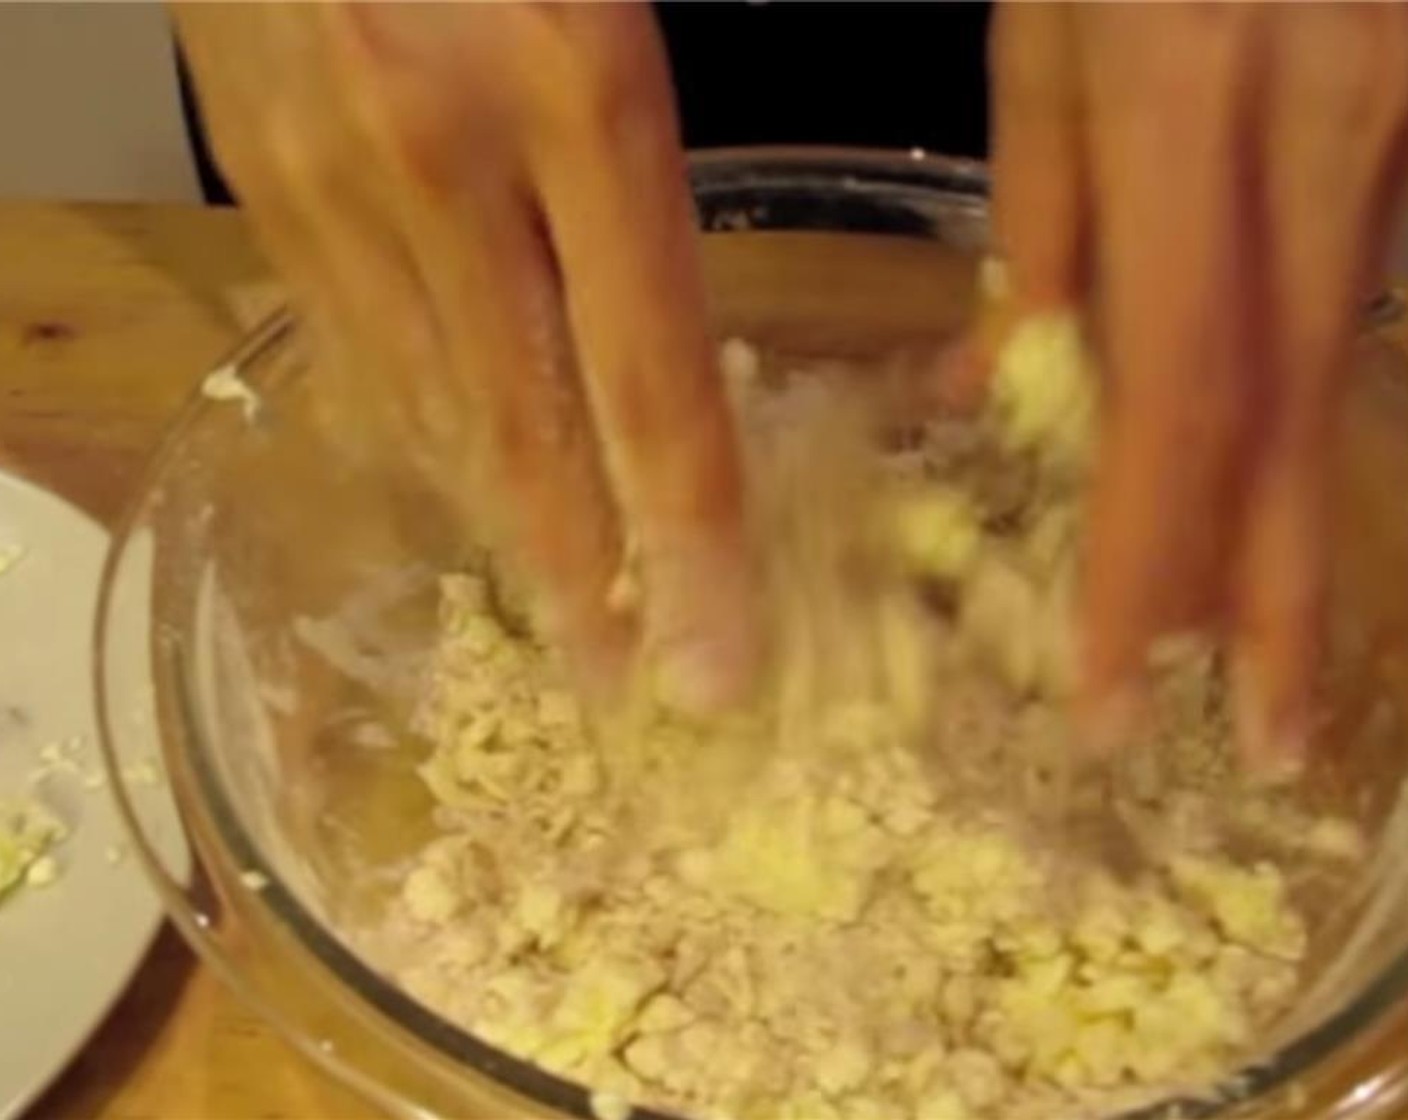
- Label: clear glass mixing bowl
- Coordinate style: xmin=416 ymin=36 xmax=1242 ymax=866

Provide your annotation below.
xmin=96 ymin=150 xmax=1408 ymax=1119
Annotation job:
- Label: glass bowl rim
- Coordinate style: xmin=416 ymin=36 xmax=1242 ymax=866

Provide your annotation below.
xmin=94 ymin=145 xmax=1408 ymax=1120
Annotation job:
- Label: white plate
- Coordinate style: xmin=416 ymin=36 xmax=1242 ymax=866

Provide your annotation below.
xmin=0 ymin=471 xmax=189 ymax=1120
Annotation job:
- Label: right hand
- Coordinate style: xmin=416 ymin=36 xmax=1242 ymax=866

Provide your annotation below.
xmin=173 ymin=2 xmax=759 ymax=709
xmin=983 ymin=3 xmax=1408 ymax=773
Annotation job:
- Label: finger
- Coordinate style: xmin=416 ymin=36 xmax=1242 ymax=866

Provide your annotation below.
xmin=426 ymin=181 xmax=632 ymax=686
xmin=934 ymin=258 xmax=1022 ymax=415
xmin=531 ymin=13 xmax=761 ymax=712
xmin=333 ymin=7 xmax=633 ymax=687
xmin=281 ymin=183 xmax=452 ymax=475
xmin=183 ymin=2 xmax=444 ymax=473
xmin=990 ymin=2 xmax=1086 ymax=314
xmin=260 ymin=143 xmax=449 ymax=475
xmin=207 ymin=135 xmax=395 ymax=470
xmin=1235 ymin=5 xmax=1408 ymax=775
xmin=1075 ymin=6 xmax=1264 ymax=749
xmin=354 ymin=167 xmax=630 ymax=681
xmin=174 ymin=4 xmax=456 ymax=775
xmin=945 ymin=4 xmax=1086 ymax=417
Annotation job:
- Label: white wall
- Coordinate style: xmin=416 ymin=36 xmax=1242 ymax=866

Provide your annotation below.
xmin=0 ymin=2 xmax=199 ymax=202
xmin=1 ymin=4 xmax=1407 ymax=280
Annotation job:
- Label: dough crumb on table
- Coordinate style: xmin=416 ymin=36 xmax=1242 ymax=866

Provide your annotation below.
xmin=355 ymin=318 xmax=1367 ymax=1120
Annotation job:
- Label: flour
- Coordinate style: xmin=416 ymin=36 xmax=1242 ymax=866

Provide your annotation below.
xmin=354 ymin=327 xmax=1366 ymax=1120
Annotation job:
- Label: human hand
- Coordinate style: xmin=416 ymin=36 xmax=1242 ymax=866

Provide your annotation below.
xmin=173 ymin=2 xmax=757 ymax=708
xmin=986 ymin=3 xmax=1408 ymax=772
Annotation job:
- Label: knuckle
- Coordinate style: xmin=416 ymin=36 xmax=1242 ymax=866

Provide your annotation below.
xmin=1296 ymin=11 xmax=1403 ymax=143
xmin=263 ymin=107 xmax=344 ymax=201
xmin=1323 ymin=70 xmax=1381 ymax=138
xmin=1376 ymin=31 xmax=1408 ymax=135
xmin=346 ymin=61 xmax=471 ymax=197
xmin=197 ymin=99 xmax=274 ymax=195
xmin=205 ymin=127 xmax=262 ymax=194
xmin=586 ymin=56 xmax=652 ymax=130
xmin=335 ymin=7 xmax=485 ymax=193
xmin=991 ymin=5 xmax=1069 ymax=107
xmin=572 ymin=58 xmax=658 ymax=145
xmin=262 ymin=113 xmax=306 ymax=183
xmin=530 ymin=11 xmax=666 ymax=144
xmin=376 ymin=94 xmax=459 ymax=189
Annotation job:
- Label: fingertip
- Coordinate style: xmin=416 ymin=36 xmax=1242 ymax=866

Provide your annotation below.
xmin=1071 ymin=563 xmax=1157 ymax=759
xmin=1073 ymin=675 xmax=1146 ymax=760
xmin=1074 ymin=560 xmax=1146 ymax=750
xmin=933 ymin=333 xmax=995 ymax=416
xmin=542 ymin=588 xmax=637 ymax=706
xmin=931 ymin=270 xmax=1028 ymax=417
xmin=1229 ymin=450 xmax=1326 ymax=785
xmin=643 ymin=542 xmax=763 ymax=717
xmin=1231 ymin=646 xmax=1310 ymax=785
xmin=653 ymin=619 xmax=760 ymax=716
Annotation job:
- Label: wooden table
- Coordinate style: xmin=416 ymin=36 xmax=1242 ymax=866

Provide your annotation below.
xmin=8 ymin=200 xmax=1408 ymax=1120
xmin=0 ymin=201 xmax=376 ymax=1120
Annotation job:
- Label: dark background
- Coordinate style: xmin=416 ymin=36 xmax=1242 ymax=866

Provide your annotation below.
xmin=659 ymin=3 xmax=991 ymax=154
xmin=181 ymin=2 xmax=993 ymax=206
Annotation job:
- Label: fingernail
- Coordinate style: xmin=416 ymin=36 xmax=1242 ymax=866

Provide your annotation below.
xmin=979 ymin=255 xmax=1013 ymax=303
xmin=606 ymin=534 xmax=643 ymax=616
xmin=534 ymin=591 xmax=634 ymax=707
xmin=1253 ymin=740 xmax=1308 ymax=788
xmin=1233 ymin=651 xmax=1308 ymax=785
xmin=1243 ymin=712 xmax=1308 ymax=786
xmin=654 ymin=629 xmax=753 ymax=716
xmin=933 ymin=337 xmax=991 ymax=415
xmin=645 ymin=540 xmax=762 ymax=716
xmin=1078 ymin=683 xmax=1143 ymax=758
xmin=1233 ymin=662 xmax=1270 ymax=758
xmin=569 ymin=633 xmax=633 ymax=707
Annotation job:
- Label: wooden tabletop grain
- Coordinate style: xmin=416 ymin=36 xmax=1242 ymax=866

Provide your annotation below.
xmin=0 ymin=201 xmax=377 ymax=1120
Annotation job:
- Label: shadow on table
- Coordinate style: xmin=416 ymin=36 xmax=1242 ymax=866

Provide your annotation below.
xmin=28 ymin=925 xmax=196 ymax=1120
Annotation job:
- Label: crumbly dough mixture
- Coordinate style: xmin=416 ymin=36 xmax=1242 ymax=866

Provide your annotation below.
xmin=360 ymin=320 xmax=1366 ymax=1120
xmin=0 ymin=798 xmax=64 ymax=900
